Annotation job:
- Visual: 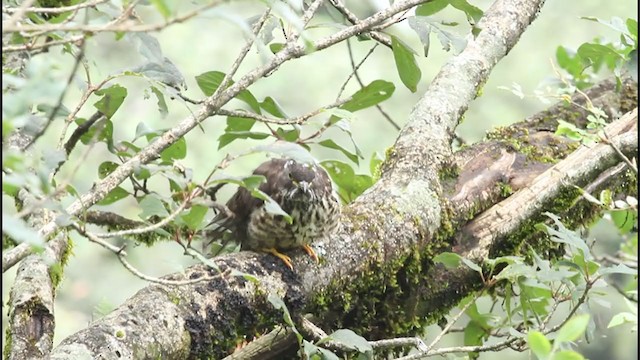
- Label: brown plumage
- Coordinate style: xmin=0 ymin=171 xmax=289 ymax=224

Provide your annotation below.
xmin=207 ymin=158 xmax=341 ymax=269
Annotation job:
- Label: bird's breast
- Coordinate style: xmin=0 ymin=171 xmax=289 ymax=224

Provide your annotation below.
xmin=244 ymin=195 xmax=340 ymax=251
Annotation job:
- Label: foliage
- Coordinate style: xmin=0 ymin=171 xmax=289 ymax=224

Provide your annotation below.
xmin=1 ymin=1 xmax=637 ymax=359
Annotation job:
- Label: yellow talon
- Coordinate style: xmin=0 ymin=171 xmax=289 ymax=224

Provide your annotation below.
xmin=262 ymin=248 xmax=293 ymax=270
xmin=303 ymin=244 xmax=319 ymax=263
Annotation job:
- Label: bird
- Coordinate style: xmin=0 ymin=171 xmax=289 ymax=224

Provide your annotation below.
xmin=206 ymin=158 xmax=341 ymax=269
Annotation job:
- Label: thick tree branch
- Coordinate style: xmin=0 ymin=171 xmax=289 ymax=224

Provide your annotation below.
xmin=7 ymin=233 xmax=68 ymax=360
xmin=459 ymin=109 xmax=637 ymax=260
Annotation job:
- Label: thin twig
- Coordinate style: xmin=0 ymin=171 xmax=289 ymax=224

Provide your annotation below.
xmin=2 ymin=0 xmax=36 ymax=29
xmin=300 ymin=317 xmax=428 ymax=354
xmin=63 ymin=111 xmax=106 ymax=155
xmin=92 ymin=192 xmax=197 ymax=239
xmin=3 ymin=0 xmax=226 ymax=34
xmin=23 ymin=43 xmax=86 ymax=150
xmin=2 ymin=0 xmax=108 ymax=14
xmin=343 ymin=39 xmax=400 ymax=130
xmin=2 ymin=35 xmax=85 ymax=53
xmin=216 ymin=97 xmax=350 ymax=126
xmin=328 ymin=0 xmax=392 ymax=48
xmin=56 ymin=74 xmax=118 ymax=150
xmin=336 ymin=41 xmax=379 ymax=100
xmin=212 ymin=9 xmax=272 ymax=102
xmin=601 ymin=130 xmax=638 ymax=174
xmin=427 ymin=291 xmax=482 ymax=351
xmin=73 ymin=224 xmax=222 ymax=286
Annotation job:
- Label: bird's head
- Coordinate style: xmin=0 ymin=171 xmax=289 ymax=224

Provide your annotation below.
xmin=285 ymin=161 xmax=316 ymax=197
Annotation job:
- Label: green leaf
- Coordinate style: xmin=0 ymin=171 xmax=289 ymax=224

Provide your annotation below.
xmin=527 ymin=331 xmax=551 ymax=359
xmin=555 ymin=314 xmax=590 ymax=343
xmin=242 ymin=175 xmax=266 ymax=190
xmin=160 ymin=136 xmax=187 ymax=162
xmin=134 ymin=122 xmax=158 ymax=141
xmin=195 ymin=71 xmax=261 ymax=113
xmin=391 ymin=36 xmax=422 ymax=92
xmin=461 ymin=257 xmax=482 ymax=273
xmin=229 ymin=269 xmax=259 ymax=283
xmin=260 ymin=96 xmax=289 ymax=118
xmin=324 ymin=329 xmax=372 ymax=353
xmin=577 ymin=43 xmax=624 ymax=68
xmin=261 ymin=193 xmax=293 ymax=224
xmin=150 ymin=86 xmax=168 ymax=118
xmin=599 ymin=263 xmax=637 ymax=276
xmin=556 ymin=46 xmax=585 ymax=78
xmin=316 ymin=139 xmax=359 ymax=164
xmin=607 ymin=312 xmax=636 ymax=328
xmin=225 ymin=115 xmax=256 ymax=132
xmin=98 ymin=161 xmax=119 ymax=179
xmin=341 ymin=80 xmax=395 ymax=112
xmin=1 ymin=213 xmax=45 ymax=248
xmin=218 ymin=131 xmax=270 ymax=149
xmin=149 ymin=0 xmax=171 ymax=19
xmin=433 ymin=252 xmax=462 ymax=268
xmin=323 ymin=108 xmax=357 ymax=123
xmin=269 ymin=43 xmax=286 ymax=54
xmin=77 ymin=118 xmax=114 ymax=151
xmin=267 ymin=293 xmax=295 ymax=329
xmin=627 ymin=18 xmax=638 ymax=43
xmin=96 ymin=186 xmax=130 ymax=205
xmin=541 ymin=212 xmax=592 ymax=257
xmin=416 ymin=0 xmax=449 ymax=16
xmin=433 ymin=26 xmax=467 ymax=54
xmin=321 ymin=160 xmax=374 ymax=202
xmin=408 ymin=16 xmax=433 ymax=57
xmin=195 ymin=71 xmax=224 ymax=96
xmin=449 ymin=0 xmax=484 ymax=24
xmin=181 ymin=204 xmax=208 ymax=230
xmin=275 ymin=127 xmax=300 ymax=142
xmin=94 ymin=85 xmax=127 ymax=119
xmin=369 ymin=152 xmax=384 ymax=181
xmin=218 ymin=115 xmax=262 ymax=149
xmin=463 ymin=321 xmax=485 ymax=346
xmin=138 ymin=195 xmax=169 ymax=220
xmin=610 ymin=209 xmax=636 ymax=234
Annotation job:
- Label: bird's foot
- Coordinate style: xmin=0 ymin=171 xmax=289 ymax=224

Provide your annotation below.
xmin=262 ymin=248 xmax=293 ymax=270
xmin=303 ymin=244 xmax=319 ymax=263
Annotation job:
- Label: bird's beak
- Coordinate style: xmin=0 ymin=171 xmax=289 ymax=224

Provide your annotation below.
xmin=298 ymin=181 xmax=311 ymax=194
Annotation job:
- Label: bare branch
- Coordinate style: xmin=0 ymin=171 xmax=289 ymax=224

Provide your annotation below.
xmin=82 ymin=210 xmax=145 ymax=229
xmin=2 ymin=35 xmax=85 ymax=53
xmin=72 ymin=224 xmax=221 ymax=286
xmin=91 ymin=190 xmax=196 ymax=239
xmin=2 ymin=0 xmax=108 ymax=15
xmin=216 ymin=97 xmax=351 ymax=126
xmin=328 ymin=0 xmax=392 ymax=48
xmin=602 ymin=129 xmax=638 ymax=174
xmin=460 ymin=109 xmax=638 ymax=261
xmin=2 ymin=0 xmax=226 ymax=34
xmin=212 ymin=8 xmax=272 ymax=101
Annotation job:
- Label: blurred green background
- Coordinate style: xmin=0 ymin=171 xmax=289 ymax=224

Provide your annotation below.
xmin=2 ymin=0 xmax=637 ymax=358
